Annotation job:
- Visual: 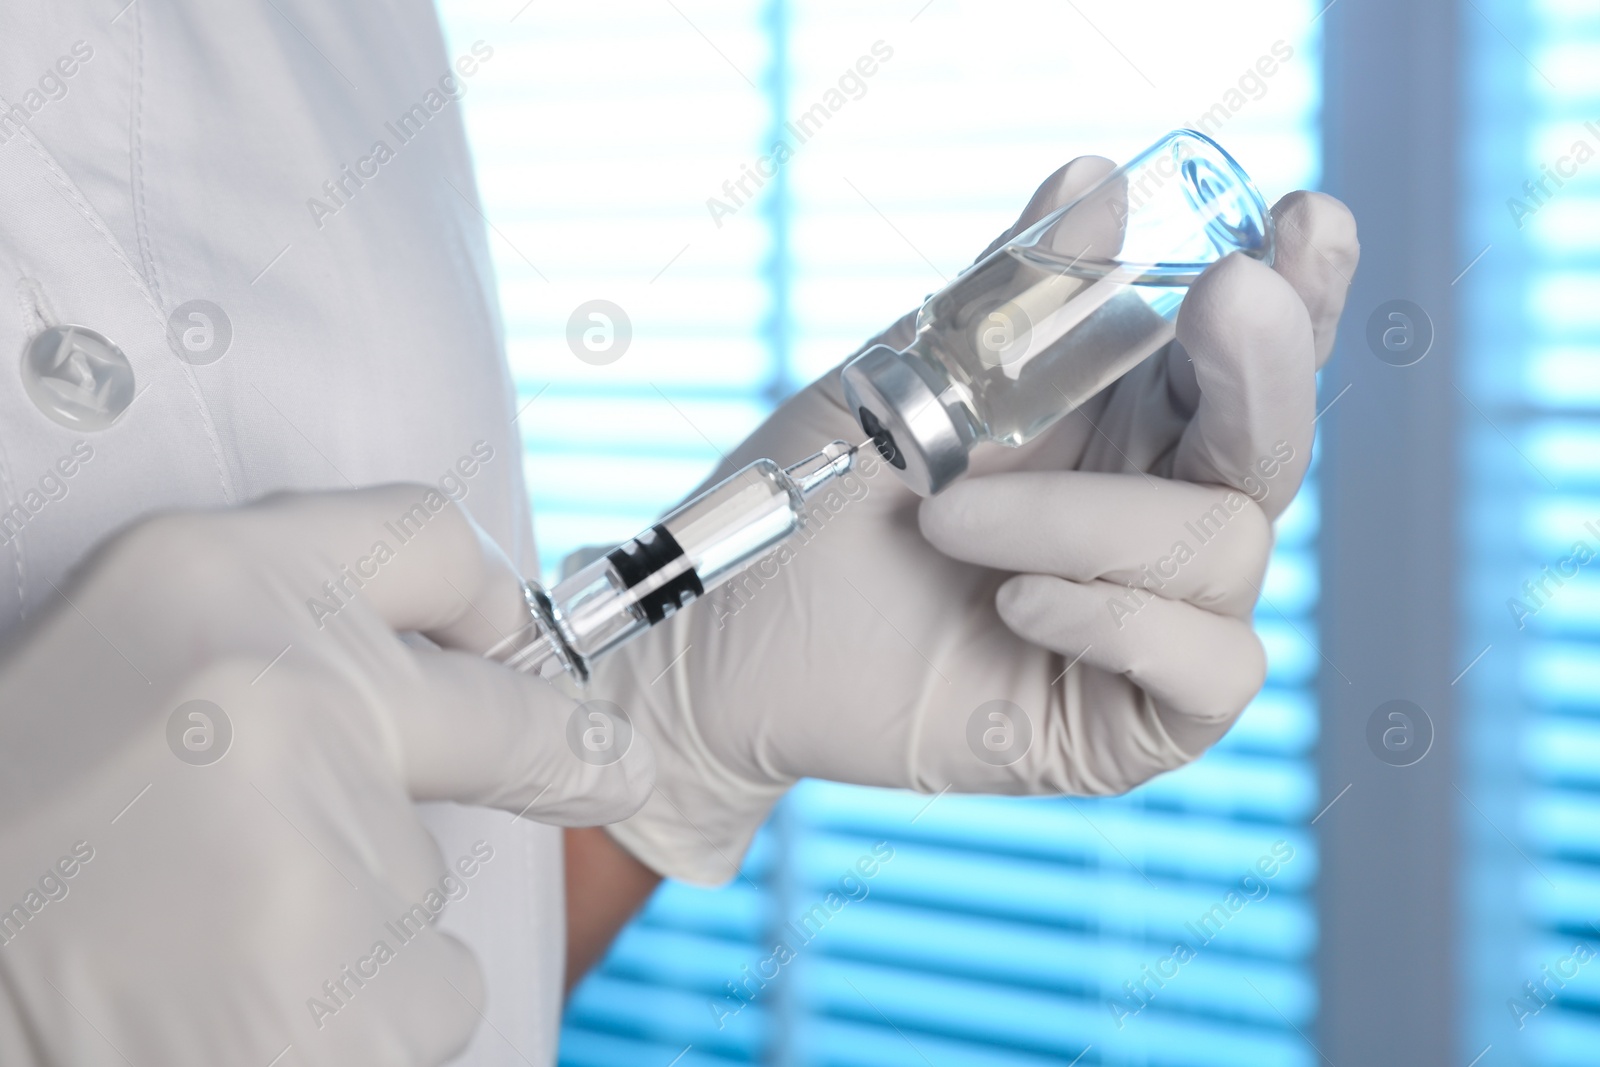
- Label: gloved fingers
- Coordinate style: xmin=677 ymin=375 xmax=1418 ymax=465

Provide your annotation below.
xmin=240 ymin=485 xmax=530 ymax=652
xmin=229 ymin=662 xmax=461 ymax=906
xmin=1147 ymin=191 xmax=1359 ymax=425
xmin=391 ymin=648 xmax=655 ymax=827
xmin=413 ymin=521 xmax=532 ymax=656
xmin=298 ymin=928 xmax=485 ymax=1067
xmin=1169 ymin=253 xmax=1317 ymax=522
xmin=918 ymin=470 xmax=1270 ymax=618
xmin=995 ymin=573 xmax=1266 ymax=741
xmin=1269 ymin=191 xmax=1360 ymax=368
xmin=410 ymin=932 xmax=489 ymax=1066
xmin=975 ymin=155 xmax=1119 ymax=261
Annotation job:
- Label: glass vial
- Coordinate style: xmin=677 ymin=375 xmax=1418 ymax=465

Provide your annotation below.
xmin=840 ymin=129 xmax=1275 ymax=496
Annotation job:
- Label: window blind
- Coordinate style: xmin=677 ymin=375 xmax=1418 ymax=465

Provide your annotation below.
xmin=1463 ymin=1 xmax=1600 ymax=1062
xmin=440 ymin=2 xmax=1326 ymax=1063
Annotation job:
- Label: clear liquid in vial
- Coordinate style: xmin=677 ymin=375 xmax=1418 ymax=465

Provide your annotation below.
xmin=908 ymin=244 xmax=1197 ymax=447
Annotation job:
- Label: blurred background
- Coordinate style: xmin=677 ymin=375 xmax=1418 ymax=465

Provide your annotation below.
xmin=436 ymin=1 xmax=1597 ymax=1064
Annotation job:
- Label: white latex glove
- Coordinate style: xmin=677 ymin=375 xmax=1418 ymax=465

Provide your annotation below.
xmin=592 ymin=156 xmax=1358 ymax=884
xmin=0 ymin=486 xmax=652 ymax=1066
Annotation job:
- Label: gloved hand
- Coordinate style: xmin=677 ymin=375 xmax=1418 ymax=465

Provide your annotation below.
xmin=592 ymin=156 xmax=1358 ymax=885
xmin=0 ymin=486 xmax=652 ymax=1066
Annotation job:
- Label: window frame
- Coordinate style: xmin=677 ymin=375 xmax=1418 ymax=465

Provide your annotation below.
xmin=1317 ymin=2 xmax=1466 ymax=1063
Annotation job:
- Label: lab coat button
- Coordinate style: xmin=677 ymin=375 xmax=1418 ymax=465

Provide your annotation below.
xmin=21 ymin=325 xmax=136 ymax=430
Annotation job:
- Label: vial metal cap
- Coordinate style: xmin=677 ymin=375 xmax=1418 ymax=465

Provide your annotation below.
xmin=840 ymin=344 xmax=971 ymax=497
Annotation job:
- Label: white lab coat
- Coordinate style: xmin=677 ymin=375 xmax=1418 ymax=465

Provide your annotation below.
xmin=0 ymin=2 xmax=562 ymax=1062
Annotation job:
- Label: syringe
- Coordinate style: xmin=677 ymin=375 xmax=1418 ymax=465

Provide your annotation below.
xmin=486 ymin=440 xmax=859 ymax=684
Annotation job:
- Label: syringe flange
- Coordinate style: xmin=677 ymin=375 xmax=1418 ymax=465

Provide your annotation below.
xmin=486 ymin=580 xmax=588 ymax=684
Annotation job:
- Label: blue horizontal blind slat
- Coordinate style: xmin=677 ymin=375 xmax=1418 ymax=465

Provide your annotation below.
xmin=1463 ymin=1 xmax=1600 ymax=1061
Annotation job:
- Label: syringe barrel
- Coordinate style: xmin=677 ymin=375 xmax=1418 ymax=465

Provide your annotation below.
xmin=491 ymin=441 xmax=855 ymax=684
xmin=659 ymin=459 xmax=802 ymax=593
